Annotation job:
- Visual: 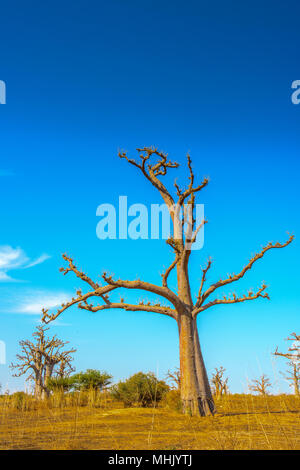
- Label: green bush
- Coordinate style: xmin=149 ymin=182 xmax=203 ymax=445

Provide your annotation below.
xmin=47 ymin=376 xmax=74 ymax=392
xmin=71 ymin=369 xmax=112 ymax=391
xmin=47 ymin=370 xmax=112 ymax=395
xmin=111 ymin=372 xmax=169 ymax=407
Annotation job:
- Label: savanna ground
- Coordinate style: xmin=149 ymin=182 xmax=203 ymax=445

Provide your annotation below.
xmin=0 ymin=393 xmax=299 ymax=450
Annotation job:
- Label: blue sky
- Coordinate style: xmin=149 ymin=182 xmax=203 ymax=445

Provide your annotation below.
xmin=0 ymin=0 xmax=299 ymax=393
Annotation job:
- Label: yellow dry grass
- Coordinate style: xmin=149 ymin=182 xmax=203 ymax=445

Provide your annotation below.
xmin=0 ymin=394 xmax=299 ymax=450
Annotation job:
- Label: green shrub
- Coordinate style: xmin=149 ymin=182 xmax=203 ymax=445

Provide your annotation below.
xmin=111 ymin=372 xmax=169 ymax=407
xmin=47 ymin=376 xmax=74 ymax=392
xmin=71 ymin=369 xmax=112 ymax=392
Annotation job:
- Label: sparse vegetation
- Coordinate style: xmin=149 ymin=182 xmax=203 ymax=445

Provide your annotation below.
xmin=0 ymin=393 xmax=299 ymax=450
xmin=4 ymin=322 xmax=299 ymax=450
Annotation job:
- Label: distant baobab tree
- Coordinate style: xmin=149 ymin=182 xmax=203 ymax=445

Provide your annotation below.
xmin=211 ymin=366 xmax=229 ymax=398
xmin=42 ymin=147 xmax=293 ymax=416
xmin=10 ymin=325 xmax=76 ymax=398
xmin=249 ymin=374 xmax=272 ymax=395
xmin=274 ymin=333 xmax=300 ymax=397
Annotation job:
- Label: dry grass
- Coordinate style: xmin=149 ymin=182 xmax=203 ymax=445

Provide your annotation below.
xmin=0 ymin=393 xmax=299 ymax=450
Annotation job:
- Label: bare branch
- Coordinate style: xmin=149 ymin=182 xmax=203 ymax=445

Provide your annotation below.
xmin=42 ymin=249 xmax=184 ymax=324
xmin=79 ymin=300 xmax=177 ymax=319
xmin=193 ymin=283 xmax=269 ymax=316
xmin=195 ymin=258 xmax=212 ymax=307
xmin=161 ymin=254 xmax=179 ymax=288
xmin=42 ymin=284 xmax=117 ymax=324
xmin=102 ymin=272 xmax=182 ymax=310
xmin=60 ymin=253 xmax=99 ymax=289
xmin=119 ymin=147 xmax=178 ymax=212
xmin=176 ymin=154 xmax=209 ymax=206
xmin=274 ymin=332 xmax=300 ymax=361
xmin=200 ymin=235 xmax=294 ymax=305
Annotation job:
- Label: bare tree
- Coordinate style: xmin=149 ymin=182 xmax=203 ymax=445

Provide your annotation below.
xmin=249 ymin=374 xmax=271 ymax=395
xmin=274 ymin=333 xmax=300 ymax=396
xmin=10 ymin=325 xmax=76 ymax=398
xmin=166 ymin=368 xmax=181 ymax=390
xmin=42 ymin=341 xmax=76 ymax=397
xmin=55 ymin=357 xmax=75 ymax=379
xmin=41 ymin=147 xmax=293 ymax=416
xmin=211 ymin=367 xmax=229 ymax=398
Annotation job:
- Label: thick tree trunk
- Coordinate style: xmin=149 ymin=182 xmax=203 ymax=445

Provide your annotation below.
xmin=177 ymin=261 xmax=215 ymax=417
xmin=193 ymin=319 xmax=216 ymax=415
xmin=178 ymin=314 xmax=200 ymax=416
xmin=178 ymin=313 xmax=215 ymax=416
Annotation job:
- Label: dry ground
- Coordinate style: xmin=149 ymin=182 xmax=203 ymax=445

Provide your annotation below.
xmin=0 ymin=394 xmax=299 ymax=450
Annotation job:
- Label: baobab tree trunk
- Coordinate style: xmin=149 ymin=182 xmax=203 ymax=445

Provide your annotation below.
xmin=34 ymin=373 xmax=44 ymax=399
xmin=177 ymin=314 xmax=215 ymax=416
xmin=177 ymin=261 xmax=215 ymax=417
xmin=178 ymin=314 xmax=200 ymax=416
xmin=193 ymin=319 xmax=216 ymax=415
xmin=42 ymin=363 xmax=55 ymax=398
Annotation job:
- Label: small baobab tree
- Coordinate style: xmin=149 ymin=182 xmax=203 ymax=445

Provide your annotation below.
xmin=10 ymin=325 xmax=76 ymax=398
xmin=211 ymin=366 xmax=229 ymax=398
xmin=41 ymin=147 xmax=293 ymax=416
xmin=249 ymin=374 xmax=272 ymax=395
xmin=274 ymin=333 xmax=300 ymax=397
xmin=42 ymin=338 xmax=76 ymax=398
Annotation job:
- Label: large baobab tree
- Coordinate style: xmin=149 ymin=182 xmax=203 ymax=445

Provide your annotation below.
xmin=42 ymin=147 xmax=293 ymax=416
xmin=10 ymin=325 xmax=76 ymax=398
xmin=274 ymin=333 xmax=300 ymax=396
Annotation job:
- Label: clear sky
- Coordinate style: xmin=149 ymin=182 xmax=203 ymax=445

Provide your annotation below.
xmin=0 ymin=0 xmax=299 ymax=394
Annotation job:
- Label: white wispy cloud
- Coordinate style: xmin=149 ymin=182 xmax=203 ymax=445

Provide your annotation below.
xmin=0 ymin=271 xmax=12 ymax=281
xmin=0 ymin=246 xmax=51 ymax=282
xmin=25 ymin=253 xmax=51 ymax=268
xmin=16 ymin=291 xmax=71 ymax=315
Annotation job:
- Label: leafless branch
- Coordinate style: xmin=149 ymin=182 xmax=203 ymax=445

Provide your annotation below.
xmin=199 ymin=235 xmax=294 ymax=306
xmin=79 ymin=300 xmax=177 ymax=319
xmin=194 ymin=283 xmax=269 ymax=316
